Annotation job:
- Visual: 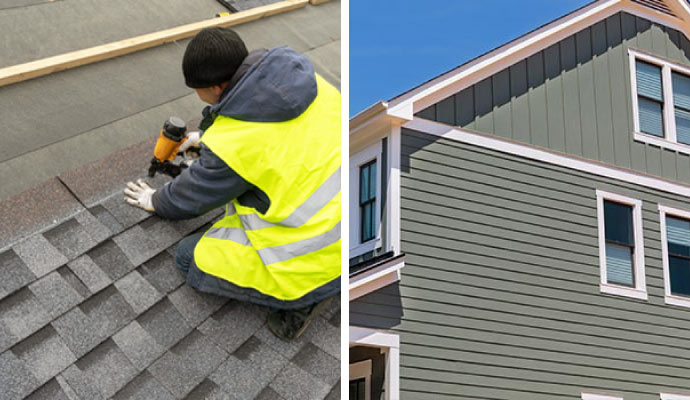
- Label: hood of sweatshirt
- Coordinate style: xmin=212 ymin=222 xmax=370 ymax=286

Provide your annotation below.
xmin=212 ymin=46 xmax=317 ymax=122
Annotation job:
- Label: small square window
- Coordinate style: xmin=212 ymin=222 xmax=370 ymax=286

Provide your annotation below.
xmin=596 ymin=190 xmax=647 ymax=300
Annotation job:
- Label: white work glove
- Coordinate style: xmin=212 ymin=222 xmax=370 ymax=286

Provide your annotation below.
xmin=124 ymin=179 xmax=155 ymax=212
xmin=178 ymin=131 xmax=201 ymax=153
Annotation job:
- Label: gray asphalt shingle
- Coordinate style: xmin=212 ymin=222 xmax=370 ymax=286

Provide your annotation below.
xmin=28 ymin=269 xmax=84 ymax=319
xmin=86 ymin=240 xmax=135 ymax=281
xmin=62 ymin=339 xmax=138 ymax=399
xmin=112 ymin=320 xmax=166 ymax=371
xmin=139 ymin=251 xmax=186 ymax=295
xmin=67 ymin=255 xmax=112 ymax=294
xmin=114 ymin=270 xmax=163 ymax=314
xmin=0 ymin=289 xmax=51 ymax=349
xmin=270 ymin=363 xmax=332 ymax=400
xmin=167 ymin=284 xmax=228 ymax=326
xmin=24 ymin=378 xmax=71 ymax=400
xmin=292 ymin=343 xmax=340 ymax=387
xmin=12 ymin=234 xmax=68 ymax=279
xmin=198 ymin=302 xmax=266 ymax=354
xmin=111 ymin=370 xmax=175 ymax=400
xmin=0 ymin=249 xmax=36 ymax=301
xmin=42 ymin=218 xmax=99 ymax=261
xmin=11 ymin=325 xmax=76 ymax=385
xmin=136 ymin=298 xmax=192 ymax=350
xmin=148 ymin=330 xmax=228 ymax=398
xmin=0 ymin=351 xmax=40 ymax=400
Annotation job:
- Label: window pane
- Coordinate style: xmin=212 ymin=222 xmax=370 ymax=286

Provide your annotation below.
xmin=637 ymin=60 xmax=663 ymax=101
xmin=638 ymin=97 xmax=664 ymax=137
xmin=676 ymin=107 xmax=690 ymax=145
xmin=673 ymin=71 xmax=690 ymax=110
xmin=369 ymin=161 xmax=377 ymax=199
xmin=670 ymin=255 xmax=690 ymax=296
xmin=667 ymin=216 xmax=690 ymax=259
xmin=604 ymin=200 xmax=633 ymax=245
xmin=360 ymin=164 xmax=370 ymax=204
xmin=606 ymin=242 xmax=634 ymax=287
xmin=361 ymin=203 xmax=372 ymax=242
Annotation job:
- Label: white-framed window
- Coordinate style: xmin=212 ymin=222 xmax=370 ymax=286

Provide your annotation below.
xmin=582 ymin=394 xmax=624 ymax=400
xmin=658 ymin=205 xmax=690 ymax=308
xmin=661 ymin=394 xmax=690 ymax=400
xmin=349 ymin=360 xmax=372 ymax=400
xmin=350 ymin=141 xmax=382 ymax=257
xmin=596 ymin=190 xmax=647 ymax=300
xmin=629 ymin=48 xmax=690 ymax=154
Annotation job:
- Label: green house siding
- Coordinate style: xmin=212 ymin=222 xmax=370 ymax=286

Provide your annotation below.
xmin=350 ymin=128 xmax=690 ymax=399
xmin=416 ymin=12 xmax=690 ymax=184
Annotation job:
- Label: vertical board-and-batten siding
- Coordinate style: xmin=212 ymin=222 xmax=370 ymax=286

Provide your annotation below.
xmin=350 ymin=128 xmax=690 ymax=399
xmin=416 ymin=12 xmax=690 ymax=184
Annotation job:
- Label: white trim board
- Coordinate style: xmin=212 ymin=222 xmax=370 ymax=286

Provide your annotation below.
xmin=350 ymin=141 xmax=383 ymax=258
xmin=661 ymin=393 xmax=690 ymax=400
xmin=581 ymin=394 xmax=624 ymax=400
xmin=404 ymin=118 xmax=690 ymax=199
xmin=350 ymin=257 xmax=405 ymax=301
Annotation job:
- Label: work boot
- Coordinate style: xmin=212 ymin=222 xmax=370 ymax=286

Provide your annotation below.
xmin=267 ymin=297 xmax=333 ymax=341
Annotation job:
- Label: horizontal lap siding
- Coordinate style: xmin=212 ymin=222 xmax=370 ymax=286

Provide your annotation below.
xmin=415 ymin=12 xmax=690 ymax=185
xmin=350 ymin=128 xmax=690 ymax=399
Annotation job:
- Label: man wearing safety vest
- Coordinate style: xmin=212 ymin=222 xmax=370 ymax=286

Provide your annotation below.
xmin=124 ymin=27 xmax=340 ymax=340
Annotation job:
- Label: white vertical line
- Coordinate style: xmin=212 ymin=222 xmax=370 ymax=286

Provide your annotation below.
xmin=628 ymin=49 xmax=641 ymax=134
xmin=389 ymin=125 xmax=402 ymax=255
xmin=663 ymin=64 xmax=677 ymax=142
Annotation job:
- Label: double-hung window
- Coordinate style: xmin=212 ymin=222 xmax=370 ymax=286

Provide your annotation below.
xmin=350 ymin=141 xmax=382 ymax=257
xmin=596 ymin=190 xmax=647 ymax=300
xmin=630 ymin=49 xmax=690 ymax=153
xmin=659 ymin=205 xmax=690 ymax=308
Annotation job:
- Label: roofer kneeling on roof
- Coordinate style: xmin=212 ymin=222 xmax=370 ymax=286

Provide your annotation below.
xmin=123 ymin=27 xmax=340 ymax=341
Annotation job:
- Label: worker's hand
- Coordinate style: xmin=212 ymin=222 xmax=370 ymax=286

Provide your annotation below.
xmin=178 ymin=131 xmax=201 ymax=153
xmin=124 ymin=179 xmax=155 ymax=212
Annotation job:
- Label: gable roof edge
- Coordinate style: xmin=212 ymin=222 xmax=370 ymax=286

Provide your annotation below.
xmin=385 ymin=0 xmax=690 ymax=121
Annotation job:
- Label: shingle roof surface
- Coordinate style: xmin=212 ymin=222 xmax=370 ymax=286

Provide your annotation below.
xmin=0 ymin=143 xmax=342 ymax=399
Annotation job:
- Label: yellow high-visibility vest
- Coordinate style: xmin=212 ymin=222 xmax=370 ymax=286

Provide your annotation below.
xmin=194 ymin=75 xmax=341 ymax=300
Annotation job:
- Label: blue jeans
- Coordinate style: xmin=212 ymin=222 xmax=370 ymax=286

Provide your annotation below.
xmin=174 ymin=232 xmax=204 ymax=276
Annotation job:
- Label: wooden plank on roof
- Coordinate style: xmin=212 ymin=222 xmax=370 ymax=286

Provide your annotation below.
xmin=0 ymin=0 xmax=308 ymax=88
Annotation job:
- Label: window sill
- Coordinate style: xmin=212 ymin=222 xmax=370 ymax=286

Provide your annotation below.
xmin=600 ymin=283 xmax=648 ymax=300
xmin=634 ymin=131 xmax=690 ymax=155
xmin=350 ymin=238 xmax=382 ymax=258
xmin=665 ymin=294 xmax=690 ymax=308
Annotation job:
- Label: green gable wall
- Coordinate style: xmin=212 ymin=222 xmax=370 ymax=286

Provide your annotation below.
xmin=416 ymin=12 xmax=690 ymax=183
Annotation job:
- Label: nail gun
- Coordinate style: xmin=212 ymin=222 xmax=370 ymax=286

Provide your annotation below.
xmin=148 ymin=117 xmax=198 ymax=178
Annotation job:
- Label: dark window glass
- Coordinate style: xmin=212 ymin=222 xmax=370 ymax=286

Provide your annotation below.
xmin=360 ymin=161 xmax=377 ymax=243
xmin=349 ymin=378 xmax=366 ymax=400
xmin=666 ymin=215 xmax=690 ymax=296
xmin=673 ymin=72 xmax=690 ymax=144
xmin=603 ymin=200 xmax=635 ymax=287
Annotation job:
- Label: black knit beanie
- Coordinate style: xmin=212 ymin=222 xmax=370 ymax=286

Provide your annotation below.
xmin=182 ymin=27 xmax=248 ymax=88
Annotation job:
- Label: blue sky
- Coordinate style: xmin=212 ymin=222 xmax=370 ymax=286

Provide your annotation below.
xmin=349 ymin=0 xmax=594 ymax=116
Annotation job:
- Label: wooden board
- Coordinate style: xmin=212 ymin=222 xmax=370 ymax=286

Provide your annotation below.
xmin=0 ymin=0 xmax=308 ymax=88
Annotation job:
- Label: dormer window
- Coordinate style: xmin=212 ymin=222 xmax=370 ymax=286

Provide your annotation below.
xmin=630 ymin=49 xmax=690 ymax=154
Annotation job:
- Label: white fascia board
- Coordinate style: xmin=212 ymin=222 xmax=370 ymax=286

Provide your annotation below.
xmin=349 ymin=326 xmax=400 ymax=348
xmin=405 ymin=118 xmax=690 ymax=199
xmin=349 ymin=257 xmax=405 ymax=301
xmin=385 ymin=0 xmax=690 ymax=121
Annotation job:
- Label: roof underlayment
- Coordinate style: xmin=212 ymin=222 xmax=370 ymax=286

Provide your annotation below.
xmin=0 ymin=0 xmax=341 ymax=200
xmin=0 ymin=1 xmax=341 ymax=399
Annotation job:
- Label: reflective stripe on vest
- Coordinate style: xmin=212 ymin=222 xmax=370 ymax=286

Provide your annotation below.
xmin=194 ymin=74 xmax=341 ymax=300
xmin=239 ymin=167 xmax=341 ymax=230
